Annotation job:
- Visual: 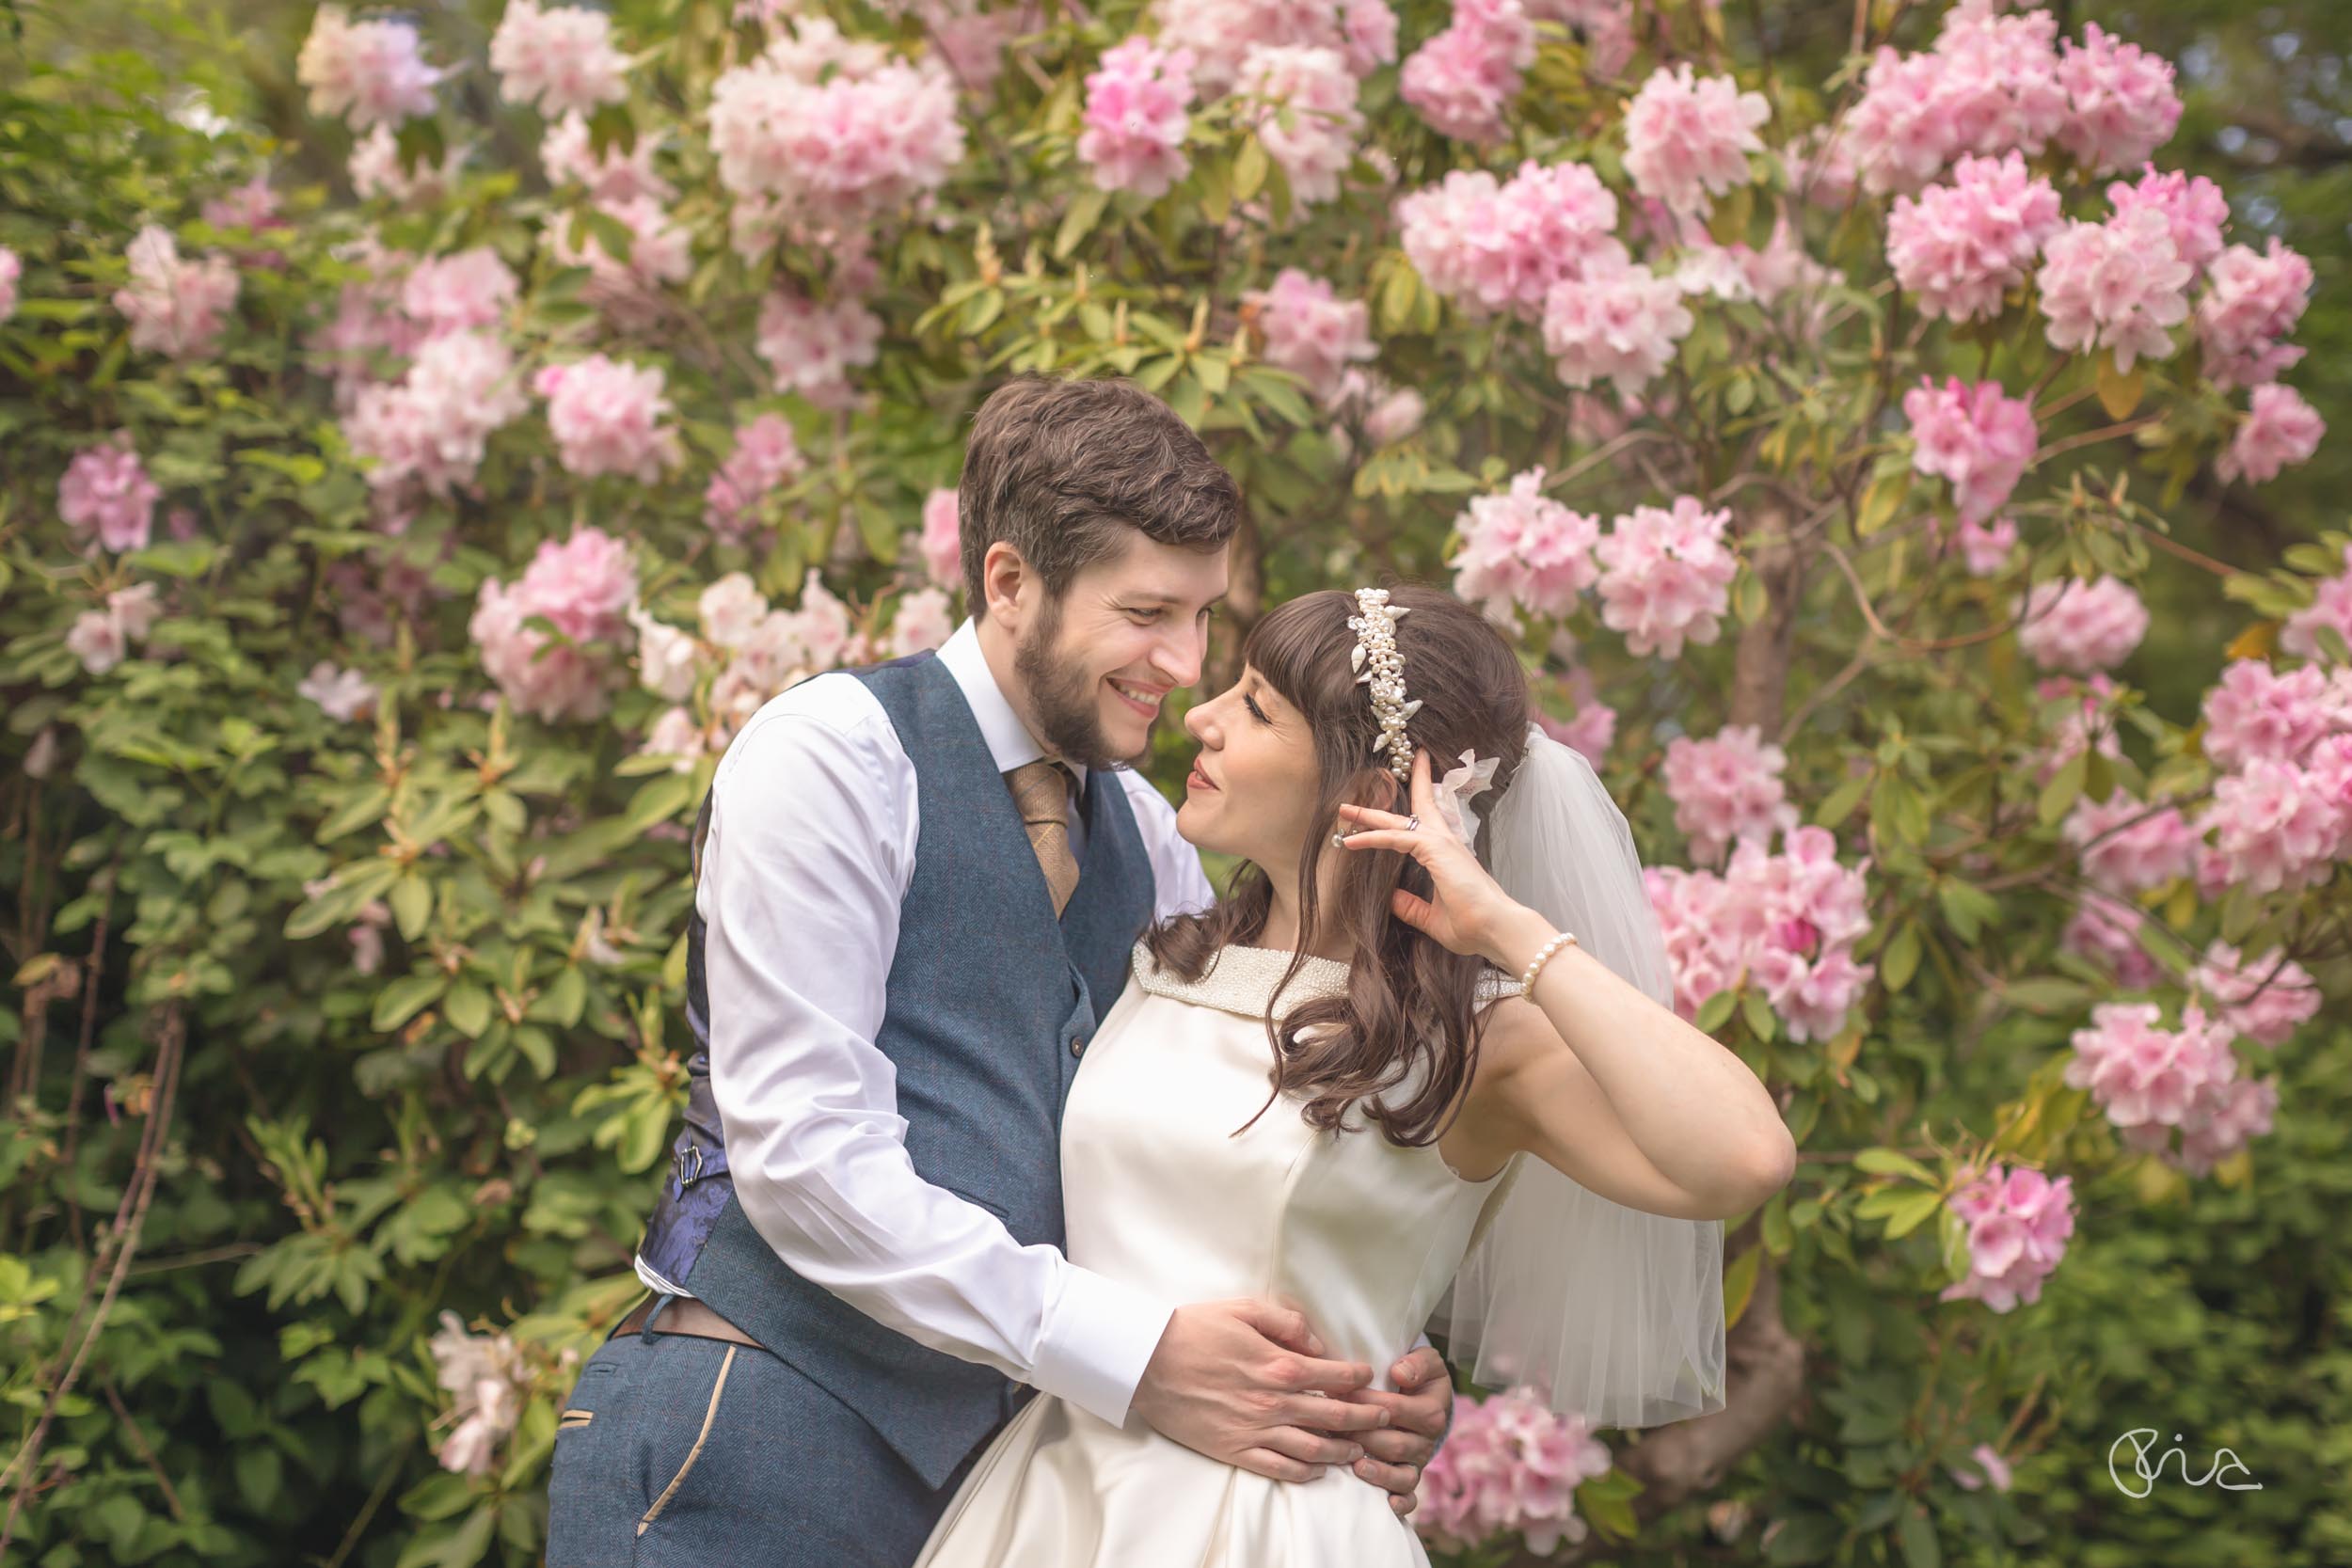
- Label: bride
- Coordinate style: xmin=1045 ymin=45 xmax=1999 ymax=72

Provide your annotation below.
xmin=912 ymin=582 xmax=1796 ymax=1567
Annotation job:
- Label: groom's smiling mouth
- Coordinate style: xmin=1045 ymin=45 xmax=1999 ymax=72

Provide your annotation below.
xmin=1106 ymin=676 xmax=1166 ymax=716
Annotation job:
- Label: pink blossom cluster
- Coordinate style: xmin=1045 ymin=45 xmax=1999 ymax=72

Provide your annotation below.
xmin=1662 ymin=723 xmax=1801 ymax=865
xmin=1448 ymin=467 xmax=1599 ymax=622
xmin=1398 ymin=0 xmax=1535 ymax=144
xmin=1535 ymin=666 xmax=1616 ymax=765
xmin=2066 ymin=1000 xmax=2280 ymax=1176
xmin=2190 ymin=940 xmax=2321 ymax=1049
xmin=533 ymin=354 xmax=684 ymax=483
xmin=296 ymin=5 xmax=444 ymax=129
xmin=2198 ymin=658 xmax=2352 ymax=774
xmin=1953 ymin=515 xmax=2018 ymax=577
xmin=1621 ymin=64 xmax=1770 ymax=218
xmin=540 ymin=111 xmax=675 ymax=203
xmin=2106 ymin=166 xmax=2228 ymax=272
xmin=1647 ymin=824 xmax=1875 ymax=1043
xmin=2059 ymin=895 xmax=2162 ymax=990
xmin=429 ymin=1311 xmax=531 ymax=1475
xmin=58 ymin=434 xmax=163 ymax=554
xmin=2060 ymin=788 xmax=2196 ymax=894
xmin=1244 ymin=267 xmax=1375 ymax=407
xmin=2028 ymin=671 xmax=2123 ymax=786
xmin=1235 ymin=45 xmax=1362 ymax=205
xmin=1412 ymin=1386 xmax=1612 ymax=1556
xmin=707 ymin=18 xmax=966 ymax=240
xmin=66 ymin=583 xmax=164 ymax=676
xmin=298 ymin=661 xmax=379 ymax=721
xmin=703 ymin=414 xmax=807 ymax=542
xmin=113 ymin=224 xmax=240 ymax=360
xmin=1671 ymin=218 xmax=1842 ymax=311
xmin=919 ymin=488 xmax=962 ymax=589
xmin=693 ymin=569 xmax=856 ymax=732
xmin=889 ymin=585 xmax=956 ymax=656
xmin=2194 ymin=737 xmax=2352 ymax=895
xmin=326 ymin=551 xmax=443 ymax=649
xmin=1076 ymin=36 xmax=1199 ymax=201
xmin=1395 ymin=158 xmax=1622 ymax=324
xmin=1152 ymin=0 xmax=1398 ymax=98
xmin=903 ymin=0 xmax=1040 ymax=99
xmin=400 ymin=246 xmax=519 ymax=338
xmin=1324 ymin=368 xmax=1426 ymax=458
xmin=2014 ymin=574 xmax=2148 ymax=673
xmin=1847 ymin=6 xmax=2176 ymax=195
xmin=2217 ymin=384 xmax=2325 ymax=486
xmin=0 ymin=245 xmax=19 ymax=320
xmin=1592 ymin=496 xmax=1738 ymax=659
xmin=490 ymin=1 xmax=631 ymax=119
xmin=1939 ymin=1163 xmax=2074 ymax=1313
xmin=2037 ymin=205 xmax=2193 ymax=372
xmin=470 ymin=527 xmax=640 ymax=721
xmin=2281 ymin=543 xmax=2352 ymax=662
xmin=349 ymin=124 xmax=468 ymax=206
xmin=548 ymin=196 xmax=694 ymax=330
xmin=1541 ymin=256 xmax=1692 ymax=399
xmin=1883 ymin=152 xmax=2061 ymax=324
xmin=346 ymin=330 xmax=531 ymax=497
xmin=755 ymin=287 xmax=883 ymax=408
xmin=1904 ymin=376 xmax=2037 ymax=526
xmin=2196 ymin=237 xmax=2313 ymax=389
xmin=1950 ymin=1443 xmax=2015 ymax=1493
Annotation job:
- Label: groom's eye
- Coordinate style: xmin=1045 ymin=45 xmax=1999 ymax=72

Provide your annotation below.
xmin=1123 ymin=607 xmax=1160 ymax=623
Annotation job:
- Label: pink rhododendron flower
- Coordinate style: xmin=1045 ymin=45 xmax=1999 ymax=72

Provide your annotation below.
xmin=1234 ymin=44 xmax=1362 ymax=205
xmin=1076 ymin=36 xmax=1199 ymax=201
xmin=700 ymin=574 xmax=770 ymax=651
xmin=1398 ymin=0 xmax=1536 ymax=144
xmin=2029 ymin=672 xmax=2124 ymax=785
xmin=2054 ymin=23 xmax=2182 ymax=174
xmin=2217 ymin=383 xmax=2323 ymax=486
xmin=1154 ymin=0 xmax=1399 ymax=98
xmin=1904 ymin=376 xmax=2037 ymax=525
xmin=2060 ymin=895 xmax=2163 ymax=990
xmin=1951 ymin=1443 xmax=2014 ymax=1493
xmin=66 ymin=610 xmax=128 ymax=675
xmin=2197 ymin=658 xmax=2352 ymax=772
xmin=1540 ymin=253 xmax=1693 ymax=398
xmin=703 ymin=413 xmax=807 ymax=542
xmin=298 ymin=661 xmax=379 ymax=721
xmin=1884 ymin=152 xmax=2061 ymax=323
xmin=2015 ymin=574 xmax=2148 ymax=673
xmin=200 ymin=175 xmax=285 ymax=237
xmin=296 ymin=6 xmax=443 ymax=129
xmin=490 ymin=1 xmax=631 ymax=119
xmin=548 ymin=196 xmax=694 ymax=329
xmin=0 ymin=245 xmax=20 ymax=320
xmin=2061 ymin=790 xmax=2195 ymax=894
xmin=2192 ymin=746 xmax=2352 ymax=895
xmin=1939 ymin=1163 xmax=2074 ymax=1312
xmin=539 ymin=110 xmax=675 ymax=203
xmin=2067 ymin=1001 xmax=2278 ymax=1176
xmin=919 ymin=488 xmax=962 ymax=590
xmin=1593 ymin=495 xmax=1737 ymax=659
xmin=113 ymin=224 xmax=240 ymax=360
xmin=2105 ymin=165 xmax=2227 ymax=273
xmin=1396 ymin=158 xmax=1623 ymax=324
xmin=1245 ymin=267 xmax=1376 ymax=407
xmin=345 ymin=330 xmax=530 ymax=497
xmin=1846 ymin=4 xmax=2065 ymax=194
xmin=2195 ymin=237 xmax=2313 ymax=388
xmin=349 ymin=124 xmax=468 ymax=206
xmin=1325 ymin=367 xmax=1427 ymax=459
xmin=1663 ymin=724 xmax=1800 ymax=865
xmin=58 ymin=434 xmax=162 ymax=554
xmin=754 ymin=288 xmax=882 ymax=409
xmin=2280 ymin=543 xmax=2352 ymax=662
xmin=888 ymin=586 xmax=956 ymax=656
xmin=1621 ymin=63 xmax=1769 ymax=218
xmin=2190 ymin=940 xmax=2321 ymax=1049
xmin=640 ymin=705 xmax=710 ymax=772
xmin=1648 ymin=824 xmax=1876 ymax=1044
xmin=628 ymin=603 xmax=704 ymax=702
xmin=1955 ymin=515 xmax=2018 ymax=577
xmin=2036 ymin=205 xmax=2193 ymax=372
xmin=1413 ymin=1386 xmax=1612 ymax=1555
xmin=400 ymin=246 xmax=519 ymax=338
xmin=469 ymin=527 xmax=640 ymax=721
xmin=428 ymin=1311 xmax=529 ymax=1476
xmin=533 ymin=354 xmax=684 ymax=483
xmin=1449 ymin=466 xmax=1600 ymax=623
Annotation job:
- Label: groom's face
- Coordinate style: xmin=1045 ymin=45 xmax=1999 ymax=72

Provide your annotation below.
xmin=1009 ymin=532 xmax=1228 ymax=769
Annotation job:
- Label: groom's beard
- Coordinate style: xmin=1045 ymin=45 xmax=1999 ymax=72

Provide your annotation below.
xmin=1013 ymin=599 xmax=1138 ymax=771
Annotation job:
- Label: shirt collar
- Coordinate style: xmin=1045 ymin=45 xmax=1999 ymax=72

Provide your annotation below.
xmin=935 ymin=617 xmax=1089 ymax=795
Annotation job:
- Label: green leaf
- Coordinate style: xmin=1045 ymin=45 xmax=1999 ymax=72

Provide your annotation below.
xmin=2037 ymin=749 xmax=2089 ymax=828
xmin=443 ymin=981 xmax=492 ymax=1039
xmin=1882 ymin=921 xmax=1921 ymax=993
xmin=1852 ymin=1148 xmax=1939 ymax=1185
xmin=1855 ymin=468 xmax=1909 ymax=537
xmin=2095 ymin=352 xmax=2145 ymax=420
xmin=1899 ymin=1509 xmax=1943 ymax=1568
xmin=1054 ymin=186 xmax=1109 ymax=260
xmin=626 ymin=772 xmax=697 ymax=833
xmin=1232 ymin=135 xmax=1269 ymax=203
xmin=529 ymin=966 xmax=587 ymax=1029
xmin=1723 ymin=1244 xmax=1762 ymax=1327
xmin=1739 ymin=987 xmax=1778 ymax=1042
xmin=1695 ymin=987 xmax=1740 ymax=1036
xmin=1377 ymin=261 xmax=1418 ymax=337
xmin=372 ymin=973 xmax=446 ymax=1033
xmin=390 ymin=873 xmax=432 ymax=942
xmin=1815 ymin=769 xmax=1871 ymax=830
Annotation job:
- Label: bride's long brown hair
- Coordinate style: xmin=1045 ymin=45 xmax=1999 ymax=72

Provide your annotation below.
xmin=1142 ymin=583 xmax=1534 ymax=1148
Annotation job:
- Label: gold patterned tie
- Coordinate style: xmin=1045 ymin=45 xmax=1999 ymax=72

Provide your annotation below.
xmin=1007 ymin=758 xmax=1081 ymax=918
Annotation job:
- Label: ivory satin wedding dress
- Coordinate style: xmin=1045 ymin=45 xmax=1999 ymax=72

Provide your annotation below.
xmin=912 ymin=940 xmax=1526 ymax=1568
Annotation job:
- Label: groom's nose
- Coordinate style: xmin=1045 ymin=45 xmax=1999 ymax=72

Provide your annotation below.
xmin=1150 ymin=622 xmax=1206 ymax=689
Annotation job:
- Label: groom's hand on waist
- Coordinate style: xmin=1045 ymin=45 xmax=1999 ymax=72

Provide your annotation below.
xmin=1129 ymin=1299 xmax=1389 ymax=1484
xmin=1326 ymin=1345 xmax=1451 ymax=1518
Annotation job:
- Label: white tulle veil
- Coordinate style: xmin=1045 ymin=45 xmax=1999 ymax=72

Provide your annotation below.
xmin=1428 ymin=722 xmax=1730 ymax=1429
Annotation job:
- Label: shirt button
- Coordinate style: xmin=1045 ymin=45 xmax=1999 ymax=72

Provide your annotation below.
xmin=1069 ymin=1036 xmax=1087 ymax=1058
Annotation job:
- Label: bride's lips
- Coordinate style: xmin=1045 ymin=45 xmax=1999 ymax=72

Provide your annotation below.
xmin=1186 ymin=763 xmax=1217 ymax=793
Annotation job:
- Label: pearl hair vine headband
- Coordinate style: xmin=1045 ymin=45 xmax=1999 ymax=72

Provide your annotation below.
xmin=1346 ymin=585 xmax=1502 ymax=851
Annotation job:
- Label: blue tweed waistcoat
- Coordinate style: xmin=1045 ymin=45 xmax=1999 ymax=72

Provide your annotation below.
xmin=634 ymin=648 xmax=1157 ymax=1491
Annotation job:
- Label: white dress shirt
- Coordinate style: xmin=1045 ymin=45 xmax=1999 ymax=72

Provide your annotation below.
xmin=633 ymin=617 xmax=1217 ymax=1431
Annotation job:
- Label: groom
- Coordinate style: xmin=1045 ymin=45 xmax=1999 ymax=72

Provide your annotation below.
xmin=545 ymin=374 xmax=1454 ymax=1567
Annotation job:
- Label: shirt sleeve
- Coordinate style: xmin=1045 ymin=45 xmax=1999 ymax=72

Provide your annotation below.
xmin=704 ymin=698 xmax=1176 ymax=1429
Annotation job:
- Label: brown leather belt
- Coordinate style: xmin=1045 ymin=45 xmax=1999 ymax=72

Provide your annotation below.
xmin=614 ymin=1295 xmax=766 ymax=1350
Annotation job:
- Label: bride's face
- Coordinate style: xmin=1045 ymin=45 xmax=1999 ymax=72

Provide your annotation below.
xmin=1176 ymin=665 xmax=1325 ymax=865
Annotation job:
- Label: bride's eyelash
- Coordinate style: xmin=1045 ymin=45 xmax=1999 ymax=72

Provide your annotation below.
xmin=1243 ymin=693 xmax=1268 ymax=724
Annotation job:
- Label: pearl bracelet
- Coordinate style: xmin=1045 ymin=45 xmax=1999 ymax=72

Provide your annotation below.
xmin=1518 ymin=929 xmax=1578 ymax=994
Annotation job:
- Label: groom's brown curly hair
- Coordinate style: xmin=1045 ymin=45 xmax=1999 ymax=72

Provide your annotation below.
xmin=956 ymin=374 xmax=1242 ymax=608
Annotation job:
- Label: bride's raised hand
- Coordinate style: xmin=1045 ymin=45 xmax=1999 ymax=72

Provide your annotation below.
xmin=1334 ymin=748 xmax=1526 ymax=967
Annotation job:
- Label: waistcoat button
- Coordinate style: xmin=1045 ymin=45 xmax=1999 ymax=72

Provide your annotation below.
xmin=1069 ymin=1036 xmax=1087 ymax=1058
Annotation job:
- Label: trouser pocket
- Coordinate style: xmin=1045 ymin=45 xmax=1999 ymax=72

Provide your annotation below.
xmin=544 ymin=1340 xmax=644 ymax=1568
